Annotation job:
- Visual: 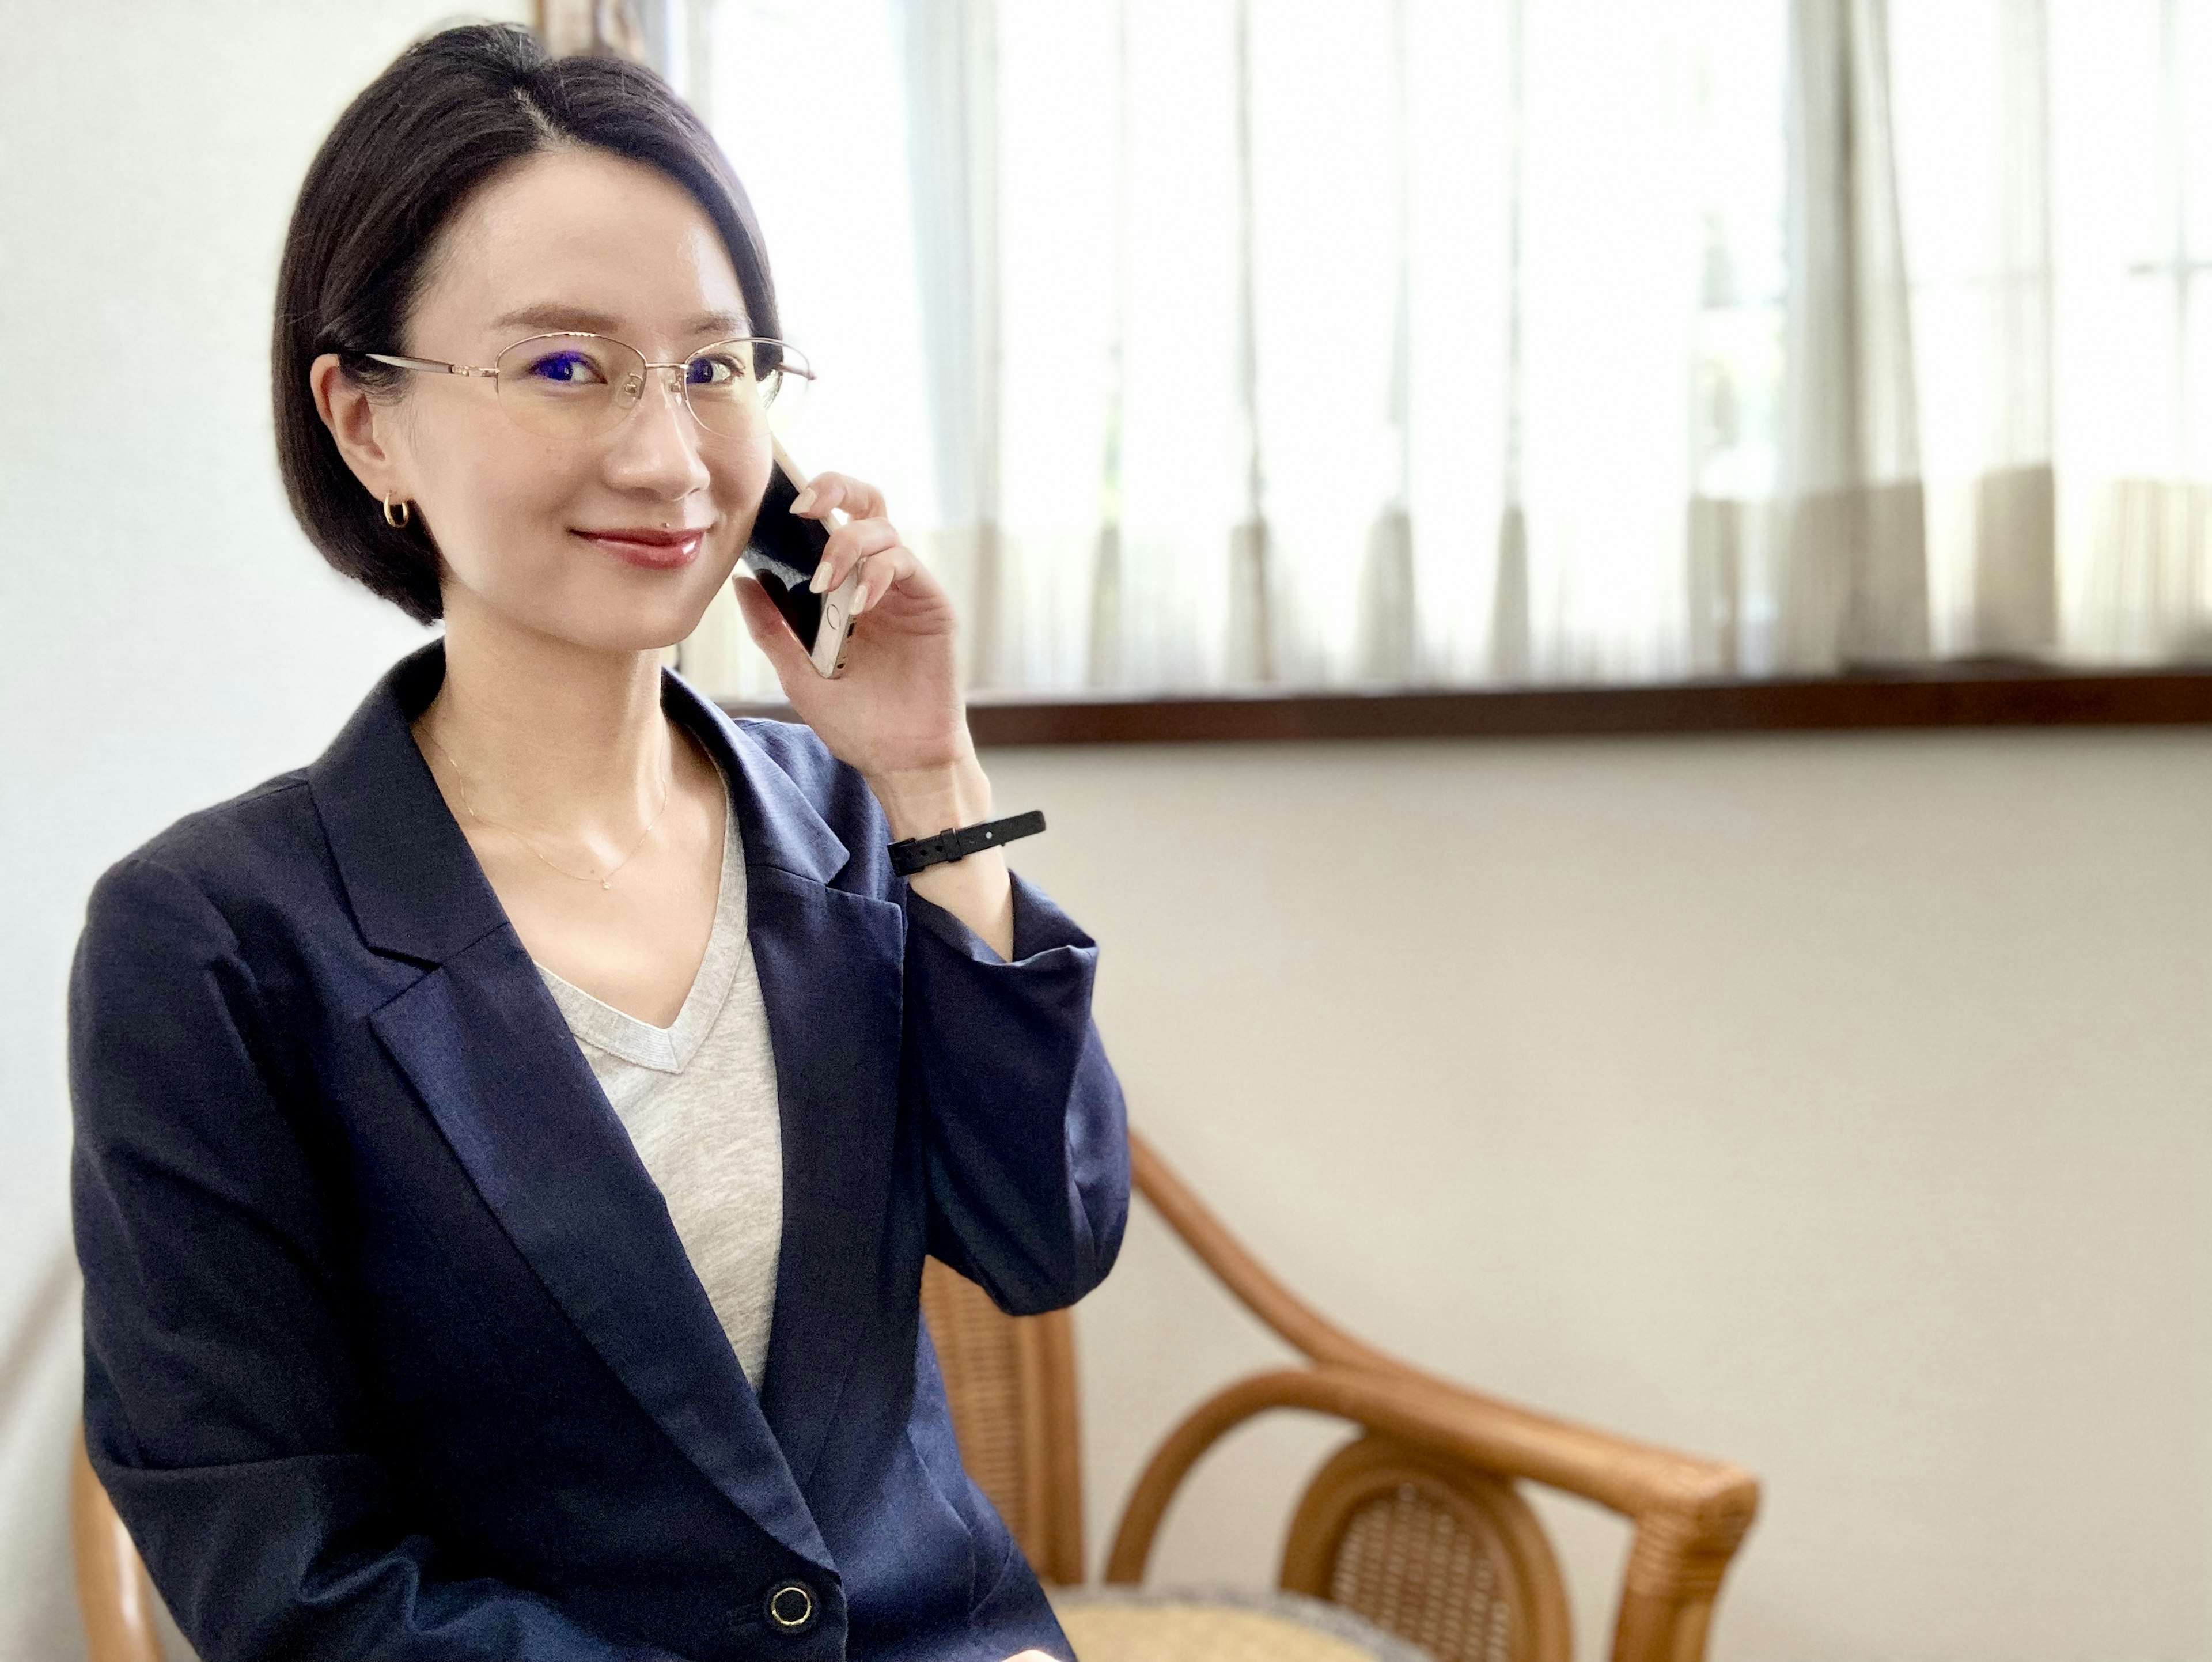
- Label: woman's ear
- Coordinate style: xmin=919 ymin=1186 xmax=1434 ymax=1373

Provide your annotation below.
xmin=309 ymin=354 xmax=408 ymax=504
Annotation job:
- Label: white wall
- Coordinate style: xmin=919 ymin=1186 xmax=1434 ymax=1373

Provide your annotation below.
xmin=988 ymin=732 xmax=2212 ymax=1662
xmin=7 ymin=8 xmax=2211 ymax=1662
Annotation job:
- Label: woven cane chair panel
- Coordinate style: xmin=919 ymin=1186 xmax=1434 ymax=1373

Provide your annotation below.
xmin=919 ymin=1256 xmax=1033 ymax=1543
xmin=1331 ymin=1483 xmax=1514 ymax=1662
xmin=1282 ymin=1437 xmax=1571 ymax=1662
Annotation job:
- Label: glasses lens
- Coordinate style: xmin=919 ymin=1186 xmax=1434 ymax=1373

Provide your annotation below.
xmin=684 ymin=339 xmax=810 ymax=441
xmin=493 ymin=335 xmax=642 ymax=438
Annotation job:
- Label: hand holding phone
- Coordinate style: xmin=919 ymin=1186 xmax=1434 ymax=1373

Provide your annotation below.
xmin=728 ymin=462 xmax=969 ymax=788
xmin=738 ymin=442 xmax=861 ymax=677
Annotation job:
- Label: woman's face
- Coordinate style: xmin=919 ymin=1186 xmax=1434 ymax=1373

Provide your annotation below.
xmin=326 ymin=146 xmax=771 ymax=653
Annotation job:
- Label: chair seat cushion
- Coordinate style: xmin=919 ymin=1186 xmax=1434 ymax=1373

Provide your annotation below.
xmin=1047 ymin=1585 xmax=1432 ymax=1662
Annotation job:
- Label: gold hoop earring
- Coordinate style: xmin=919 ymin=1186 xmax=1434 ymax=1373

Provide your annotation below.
xmin=382 ymin=494 xmax=412 ymax=530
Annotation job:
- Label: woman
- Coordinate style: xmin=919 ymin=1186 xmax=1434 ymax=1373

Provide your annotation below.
xmin=69 ymin=24 xmax=1125 ymax=1662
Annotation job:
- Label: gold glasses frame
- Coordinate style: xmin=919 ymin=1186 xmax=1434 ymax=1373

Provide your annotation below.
xmin=363 ymin=332 xmax=815 ymax=441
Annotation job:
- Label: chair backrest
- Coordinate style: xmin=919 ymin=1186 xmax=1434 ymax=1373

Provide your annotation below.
xmin=921 ymin=1131 xmax=1576 ymax=1662
xmin=916 ymin=1256 xmax=1087 ymax=1585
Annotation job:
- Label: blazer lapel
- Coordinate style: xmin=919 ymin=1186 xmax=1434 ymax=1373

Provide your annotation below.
xmin=368 ymin=944 xmax=831 ymax=1569
xmin=312 ymin=643 xmax=831 ymax=1570
xmin=673 ymin=689 xmax=908 ymax=1493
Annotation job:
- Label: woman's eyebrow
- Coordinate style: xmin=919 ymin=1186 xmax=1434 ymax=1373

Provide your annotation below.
xmin=488 ymin=304 xmax=626 ymax=336
xmin=486 ymin=305 xmax=751 ymax=339
xmin=685 ymin=310 xmax=749 ymax=338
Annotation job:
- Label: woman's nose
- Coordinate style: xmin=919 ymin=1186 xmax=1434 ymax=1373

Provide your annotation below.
xmin=605 ymin=366 xmax=711 ymax=493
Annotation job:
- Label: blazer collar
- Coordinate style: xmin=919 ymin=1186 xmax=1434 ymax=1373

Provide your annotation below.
xmin=309 ymin=638 xmax=848 ymax=966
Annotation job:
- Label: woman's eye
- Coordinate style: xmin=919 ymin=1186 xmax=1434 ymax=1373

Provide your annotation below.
xmin=528 ymin=351 xmax=604 ymax=385
xmin=689 ymin=354 xmax=744 ymax=387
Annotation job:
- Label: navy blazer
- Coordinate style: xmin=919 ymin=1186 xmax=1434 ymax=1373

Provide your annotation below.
xmin=69 ymin=643 xmax=1129 ymax=1662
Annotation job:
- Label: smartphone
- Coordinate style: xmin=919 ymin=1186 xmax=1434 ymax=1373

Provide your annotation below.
xmin=741 ymin=443 xmax=859 ymax=678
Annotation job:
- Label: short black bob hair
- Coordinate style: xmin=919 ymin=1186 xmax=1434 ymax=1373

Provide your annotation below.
xmin=274 ymin=24 xmax=778 ymax=623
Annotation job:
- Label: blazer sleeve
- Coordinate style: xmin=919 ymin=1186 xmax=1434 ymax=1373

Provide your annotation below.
xmin=70 ymin=857 xmax=685 ymax=1662
xmin=902 ymin=873 xmax=1130 ymax=1315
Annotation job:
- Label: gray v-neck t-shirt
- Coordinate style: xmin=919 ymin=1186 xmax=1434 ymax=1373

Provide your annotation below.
xmin=536 ymin=804 xmax=785 ymax=1385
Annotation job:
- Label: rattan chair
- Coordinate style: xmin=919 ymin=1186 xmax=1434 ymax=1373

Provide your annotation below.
xmin=72 ymin=1128 xmax=1758 ymax=1662
xmin=921 ymin=1130 xmax=1760 ymax=1662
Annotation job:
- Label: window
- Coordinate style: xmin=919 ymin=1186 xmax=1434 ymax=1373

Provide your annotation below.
xmin=646 ymin=0 xmax=2212 ymax=702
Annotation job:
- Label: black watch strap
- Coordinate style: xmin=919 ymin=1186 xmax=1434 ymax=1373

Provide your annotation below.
xmin=889 ymin=810 xmax=1046 ymax=876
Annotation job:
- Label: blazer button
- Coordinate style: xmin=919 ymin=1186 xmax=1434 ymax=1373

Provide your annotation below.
xmin=763 ymin=1578 xmax=819 ymax=1636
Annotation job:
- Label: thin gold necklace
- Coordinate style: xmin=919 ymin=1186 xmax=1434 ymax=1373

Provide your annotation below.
xmin=422 ymin=723 xmax=673 ymax=892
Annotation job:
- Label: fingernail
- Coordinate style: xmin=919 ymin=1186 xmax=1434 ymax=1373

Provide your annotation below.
xmin=808 ymin=563 xmax=832 ymax=594
xmin=790 ymin=486 xmax=817 ymax=513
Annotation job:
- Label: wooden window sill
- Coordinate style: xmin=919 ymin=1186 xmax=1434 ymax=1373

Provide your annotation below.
xmin=719 ymin=664 xmax=2212 ymax=747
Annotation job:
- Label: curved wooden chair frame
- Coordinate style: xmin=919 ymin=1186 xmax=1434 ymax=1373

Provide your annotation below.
xmin=925 ymin=1130 xmax=1759 ymax=1662
xmin=1111 ymin=1134 xmax=1756 ymax=1662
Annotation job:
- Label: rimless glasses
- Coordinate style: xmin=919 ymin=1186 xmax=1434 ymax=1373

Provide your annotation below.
xmin=365 ymin=333 xmax=813 ymax=443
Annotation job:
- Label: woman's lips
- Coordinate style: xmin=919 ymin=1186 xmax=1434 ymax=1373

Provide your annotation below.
xmin=572 ymin=527 xmax=707 ymax=570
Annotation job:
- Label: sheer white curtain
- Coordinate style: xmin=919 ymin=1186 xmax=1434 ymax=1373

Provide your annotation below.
xmin=2042 ymin=0 xmax=2212 ymax=660
xmin=1889 ymin=0 xmax=2212 ymax=665
xmin=668 ymin=0 xmax=937 ymax=700
xmin=673 ymin=0 xmax=2212 ymax=698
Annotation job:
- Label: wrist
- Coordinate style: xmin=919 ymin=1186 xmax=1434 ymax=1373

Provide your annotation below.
xmin=865 ymin=754 xmax=994 ymax=842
